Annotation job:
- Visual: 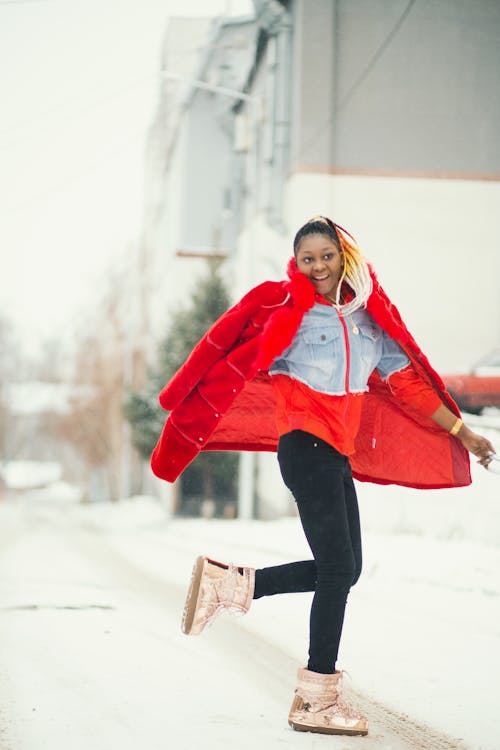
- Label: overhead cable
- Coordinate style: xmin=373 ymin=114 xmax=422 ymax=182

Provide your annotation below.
xmin=293 ymin=0 xmax=418 ymax=163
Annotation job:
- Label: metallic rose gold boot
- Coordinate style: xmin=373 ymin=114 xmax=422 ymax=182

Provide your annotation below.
xmin=288 ymin=667 xmax=368 ymax=736
xmin=181 ymin=555 xmax=255 ymax=636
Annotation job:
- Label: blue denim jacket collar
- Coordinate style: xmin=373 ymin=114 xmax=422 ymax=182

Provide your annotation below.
xmin=269 ymin=302 xmax=409 ymax=396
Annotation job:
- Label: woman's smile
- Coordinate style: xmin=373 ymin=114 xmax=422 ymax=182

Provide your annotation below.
xmin=295 ymin=233 xmax=343 ymax=298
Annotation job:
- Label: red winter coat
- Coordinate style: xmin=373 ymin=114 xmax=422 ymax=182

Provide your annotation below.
xmin=151 ymin=259 xmax=471 ymax=490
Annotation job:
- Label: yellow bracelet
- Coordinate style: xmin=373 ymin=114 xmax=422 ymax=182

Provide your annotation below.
xmin=449 ymin=418 xmax=463 ymax=436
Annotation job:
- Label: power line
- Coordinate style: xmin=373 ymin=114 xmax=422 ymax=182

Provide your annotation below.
xmin=3 ymin=124 xmax=147 ymax=217
xmin=0 ymin=71 xmax=156 ymax=150
xmin=338 ymin=0 xmax=418 ymax=110
xmin=293 ymin=0 xmax=418 ymax=163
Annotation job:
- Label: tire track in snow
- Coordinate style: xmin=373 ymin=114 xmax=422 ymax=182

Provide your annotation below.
xmin=347 ymin=688 xmax=468 ymax=750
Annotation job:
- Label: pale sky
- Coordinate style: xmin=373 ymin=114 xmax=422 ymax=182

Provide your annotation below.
xmin=0 ymin=0 xmax=253 ymax=357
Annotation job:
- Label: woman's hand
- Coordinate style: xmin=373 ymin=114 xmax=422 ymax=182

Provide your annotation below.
xmin=430 ymin=404 xmax=496 ymax=469
xmin=457 ymin=424 xmax=496 ymax=468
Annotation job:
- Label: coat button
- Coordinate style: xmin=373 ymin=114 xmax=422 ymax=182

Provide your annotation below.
xmin=320 ymin=334 xmax=326 ymax=341
xmin=232 ymin=388 xmax=236 ymax=393
xmin=215 ymin=413 xmax=219 ymax=417
xmin=198 ymin=437 xmax=203 ymax=442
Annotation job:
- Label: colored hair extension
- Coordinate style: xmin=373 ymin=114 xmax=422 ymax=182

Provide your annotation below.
xmin=333 ymin=223 xmax=372 ymax=313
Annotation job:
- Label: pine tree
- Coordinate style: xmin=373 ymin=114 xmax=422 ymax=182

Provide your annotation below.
xmin=125 ymin=260 xmax=238 ymax=514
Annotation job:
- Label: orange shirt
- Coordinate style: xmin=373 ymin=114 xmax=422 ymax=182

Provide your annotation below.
xmin=272 ymin=366 xmax=443 ymax=456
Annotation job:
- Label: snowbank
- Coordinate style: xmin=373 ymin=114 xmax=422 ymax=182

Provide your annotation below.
xmin=1 ymin=460 xmax=62 ymax=490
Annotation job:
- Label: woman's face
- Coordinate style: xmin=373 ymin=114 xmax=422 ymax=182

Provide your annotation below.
xmin=295 ymin=233 xmax=343 ymax=298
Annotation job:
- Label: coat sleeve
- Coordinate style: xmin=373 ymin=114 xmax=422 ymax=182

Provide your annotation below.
xmin=386 ymin=364 xmax=444 ymax=417
xmin=366 ymin=269 xmax=456 ymax=411
xmin=158 ymin=281 xmax=288 ymax=412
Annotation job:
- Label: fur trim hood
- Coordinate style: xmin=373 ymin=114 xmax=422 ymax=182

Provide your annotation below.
xmin=255 ymin=258 xmax=316 ymax=370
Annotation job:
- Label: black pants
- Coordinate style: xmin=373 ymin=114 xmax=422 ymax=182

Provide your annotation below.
xmin=253 ymin=430 xmax=362 ymax=674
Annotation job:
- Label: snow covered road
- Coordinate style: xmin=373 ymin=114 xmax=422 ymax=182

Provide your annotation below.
xmin=0 ymin=502 xmax=295 ymax=750
xmin=0 ymin=494 xmax=498 ymax=750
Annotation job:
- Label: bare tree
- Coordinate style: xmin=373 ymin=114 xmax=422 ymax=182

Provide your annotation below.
xmin=56 ymin=274 xmax=129 ymax=501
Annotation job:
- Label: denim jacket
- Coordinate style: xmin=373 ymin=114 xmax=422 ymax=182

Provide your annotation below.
xmin=269 ymin=302 xmax=409 ymax=396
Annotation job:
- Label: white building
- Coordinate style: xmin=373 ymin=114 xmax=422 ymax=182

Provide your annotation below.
xmin=140 ymin=0 xmax=500 ymax=516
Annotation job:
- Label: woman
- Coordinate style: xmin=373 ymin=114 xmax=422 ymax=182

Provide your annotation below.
xmin=151 ymin=216 xmax=495 ymax=736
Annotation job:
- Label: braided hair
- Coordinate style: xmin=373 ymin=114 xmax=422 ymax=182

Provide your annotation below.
xmin=293 ymin=216 xmax=372 ymax=314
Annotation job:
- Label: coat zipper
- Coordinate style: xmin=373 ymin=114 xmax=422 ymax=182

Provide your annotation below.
xmin=337 ymin=309 xmax=350 ymax=394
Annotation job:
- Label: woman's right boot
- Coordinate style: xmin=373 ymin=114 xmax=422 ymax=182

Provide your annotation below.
xmin=288 ymin=667 xmax=368 ymax=736
xmin=181 ymin=555 xmax=255 ymax=636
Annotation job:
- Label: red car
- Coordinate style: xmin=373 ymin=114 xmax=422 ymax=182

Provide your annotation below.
xmin=443 ymin=349 xmax=500 ymax=415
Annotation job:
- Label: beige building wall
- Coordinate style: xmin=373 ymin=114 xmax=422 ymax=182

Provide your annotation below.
xmin=286 ymin=172 xmax=500 ymax=372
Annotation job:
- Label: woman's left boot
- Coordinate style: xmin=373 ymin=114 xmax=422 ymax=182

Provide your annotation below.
xmin=181 ymin=555 xmax=255 ymax=636
xmin=288 ymin=667 xmax=368 ymax=736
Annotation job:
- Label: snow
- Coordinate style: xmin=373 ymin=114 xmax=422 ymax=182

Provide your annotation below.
xmin=5 ymin=381 xmax=93 ymax=416
xmin=0 ymin=454 xmax=499 ymax=749
xmin=21 ymin=480 xmax=83 ymax=504
xmin=75 ymin=489 xmax=500 ymax=750
xmin=1 ymin=460 xmax=62 ymax=490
